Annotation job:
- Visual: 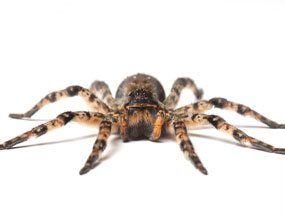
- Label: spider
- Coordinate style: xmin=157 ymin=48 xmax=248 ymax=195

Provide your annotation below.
xmin=1 ymin=73 xmax=285 ymax=175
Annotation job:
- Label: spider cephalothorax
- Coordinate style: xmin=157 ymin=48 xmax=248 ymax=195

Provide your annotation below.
xmin=119 ymin=79 xmax=164 ymax=141
xmin=1 ymin=73 xmax=285 ymax=175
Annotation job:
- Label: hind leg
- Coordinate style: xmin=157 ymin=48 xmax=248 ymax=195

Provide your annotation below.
xmin=175 ymin=98 xmax=285 ymax=128
xmin=164 ymin=77 xmax=203 ymax=109
xmin=90 ymin=80 xmax=117 ymax=109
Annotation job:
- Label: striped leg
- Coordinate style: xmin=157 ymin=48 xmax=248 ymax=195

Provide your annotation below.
xmin=164 ymin=77 xmax=203 ymax=109
xmin=174 ymin=100 xmax=213 ymax=115
xmin=175 ymin=98 xmax=285 ymax=128
xmin=209 ymin=98 xmax=285 ymax=128
xmin=0 ymin=111 xmax=106 ymax=150
xmin=79 ymin=120 xmax=112 ymax=175
xmin=90 ymin=80 xmax=117 ymax=109
xmin=187 ymin=114 xmax=285 ymax=154
xmin=9 ymin=85 xmax=110 ymax=119
xmin=173 ymin=120 xmax=208 ymax=175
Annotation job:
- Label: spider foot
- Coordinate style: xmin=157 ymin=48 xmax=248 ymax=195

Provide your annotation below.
xmin=79 ymin=160 xmax=100 ymax=175
xmin=276 ymin=124 xmax=285 ymax=129
xmin=273 ymin=148 xmax=285 ymax=154
xmin=249 ymin=139 xmax=285 ymax=155
xmin=79 ymin=166 xmax=90 ymax=175
xmin=0 ymin=142 xmax=14 ymax=150
xmin=267 ymin=122 xmax=285 ymax=129
xmin=196 ymin=164 xmax=208 ymax=175
xmin=0 ymin=142 xmax=13 ymax=150
xmin=79 ymin=164 xmax=93 ymax=175
xmin=9 ymin=113 xmax=26 ymax=119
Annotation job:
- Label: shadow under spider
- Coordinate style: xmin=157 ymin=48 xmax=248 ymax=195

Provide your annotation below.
xmin=10 ymin=129 xmax=247 ymax=154
xmin=11 ymin=134 xmax=123 ymax=166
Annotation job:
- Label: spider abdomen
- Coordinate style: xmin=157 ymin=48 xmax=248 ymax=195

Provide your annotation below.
xmin=115 ymin=73 xmax=165 ymax=102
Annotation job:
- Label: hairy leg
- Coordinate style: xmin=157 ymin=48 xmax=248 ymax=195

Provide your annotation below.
xmin=0 ymin=111 xmax=106 ymax=150
xmin=9 ymin=85 xmax=110 ymax=119
xmin=185 ymin=114 xmax=285 ymax=154
xmin=90 ymin=80 xmax=117 ymax=109
xmin=79 ymin=120 xmax=112 ymax=175
xmin=175 ymin=98 xmax=285 ymax=128
xmin=164 ymin=77 xmax=203 ymax=109
xmin=173 ymin=120 xmax=208 ymax=175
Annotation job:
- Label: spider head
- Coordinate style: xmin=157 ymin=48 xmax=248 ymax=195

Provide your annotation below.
xmin=127 ymin=88 xmax=158 ymax=107
xmin=123 ymin=89 xmax=160 ymax=140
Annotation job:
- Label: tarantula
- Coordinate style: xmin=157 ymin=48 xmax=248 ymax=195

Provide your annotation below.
xmin=1 ymin=73 xmax=285 ymax=175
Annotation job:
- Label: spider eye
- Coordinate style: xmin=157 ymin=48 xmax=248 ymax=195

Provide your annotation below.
xmin=128 ymin=89 xmax=158 ymax=106
xmin=129 ymin=89 xmax=151 ymax=99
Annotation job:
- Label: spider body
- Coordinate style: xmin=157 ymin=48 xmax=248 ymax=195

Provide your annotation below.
xmin=1 ymin=73 xmax=285 ymax=175
xmin=116 ymin=75 xmax=164 ymax=140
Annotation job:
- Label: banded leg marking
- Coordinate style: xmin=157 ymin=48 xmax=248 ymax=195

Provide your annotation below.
xmin=209 ymin=98 xmax=285 ymax=128
xmin=9 ymin=85 xmax=110 ymax=119
xmin=173 ymin=120 xmax=208 ymax=175
xmin=188 ymin=114 xmax=285 ymax=154
xmin=79 ymin=120 xmax=112 ymax=175
xmin=0 ymin=111 xmax=105 ymax=150
xmin=175 ymin=98 xmax=285 ymax=129
xmin=90 ymin=80 xmax=117 ymax=108
xmin=164 ymin=77 xmax=203 ymax=109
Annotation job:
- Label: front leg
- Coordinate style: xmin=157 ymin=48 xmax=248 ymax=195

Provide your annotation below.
xmin=79 ymin=120 xmax=112 ymax=175
xmin=9 ymin=85 xmax=110 ymax=119
xmin=0 ymin=111 xmax=106 ymax=150
xmin=173 ymin=120 xmax=208 ymax=175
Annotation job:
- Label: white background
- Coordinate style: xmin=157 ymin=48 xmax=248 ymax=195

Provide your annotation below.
xmin=0 ymin=0 xmax=285 ymax=219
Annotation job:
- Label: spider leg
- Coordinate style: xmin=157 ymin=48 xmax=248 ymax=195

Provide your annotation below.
xmin=79 ymin=120 xmax=112 ymax=175
xmin=164 ymin=77 xmax=203 ymax=109
xmin=173 ymin=120 xmax=208 ymax=175
xmin=175 ymin=98 xmax=285 ymax=128
xmin=9 ymin=86 xmax=110 ymax=119
xmin=0 ymin=111 xmax=106 ymax=150
xmin=186 ymin=114 xmax=285 ymax=154
xmin=90 ymin=80 xmax=117 ymax=109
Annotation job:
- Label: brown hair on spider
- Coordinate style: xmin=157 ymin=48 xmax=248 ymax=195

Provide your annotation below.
xmin=1 ymin=73 xmax=285 ymax=175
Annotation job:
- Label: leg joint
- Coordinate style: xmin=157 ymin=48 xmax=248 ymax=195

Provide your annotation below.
xmin=207 ymin=114 xmax=225 ymax=128
xmin=209 ymin=97 xmax=228 ymax=108
xmin=66 ymin=85 xmax=83 ymax=96
xmin=57 ymin=111 xmax=76 ymax=125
